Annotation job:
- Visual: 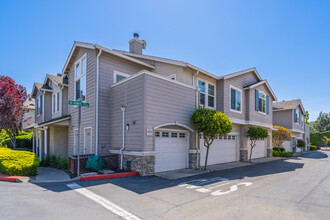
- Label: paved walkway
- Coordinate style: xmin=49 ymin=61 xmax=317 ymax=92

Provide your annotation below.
xmin=156 ymin=157 xmax=281 ymax=180
xmin=31 ymin=167 xmax=71 ymax=183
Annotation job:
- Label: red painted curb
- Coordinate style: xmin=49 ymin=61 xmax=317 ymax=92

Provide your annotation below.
xmin=80 ymin=172 xmax=139 ymax=181
xmin=0 ymin=174 xmax=20 ymax=182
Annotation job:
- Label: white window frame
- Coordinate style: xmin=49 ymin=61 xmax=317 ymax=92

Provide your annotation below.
xmin=74 ymin=53 xmax=87 ymax=102
xmin=167 ymin=74 xmax=176 ymax=80
xmin=229 ymin=85 xmax=242 ymax=114
xmin=113 ymin=70 xmax=130 ymax=84
xmin=258 ymin=91 xmax=267 ymax=115
xmin=295 ymin=108 xmax=300 ymax=124
xmin=37 ymin=95 xmax=42 ymax=116
xmin=197 ymin=78 xmax=216 ymax=109
xmin=84 ymin=127 xmax=93 ymax=154
xmin=52 ymin=92 xmax=61 ymax=114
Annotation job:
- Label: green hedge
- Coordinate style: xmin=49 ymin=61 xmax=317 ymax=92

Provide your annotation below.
xmin=0 ymin=147 xmax=39 ymax=176
xmin=273 ymin=147 xmax=285 ymax=152
xmin=272 ymin=150 xmax=293 ymax=157
xmin=1 ymin=135 xmax=32 ymax=149
xmin=40 ymin=154 xmax=69 ymax=170
xmin=311 ymin=131 xmax=330 ymax=147
xmin=310 ymin=145 xmax=317 ymax=150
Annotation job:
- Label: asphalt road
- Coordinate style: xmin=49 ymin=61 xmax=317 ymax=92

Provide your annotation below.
xmin=1 ymin=151 xmax=330 ymax=220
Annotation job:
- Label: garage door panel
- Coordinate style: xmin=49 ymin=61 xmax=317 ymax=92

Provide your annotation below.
xmin=155 ymin=131 xmax=188 ymax=173
xmin=200 ymin=135 xmax=238 ymax=166
xmin=248 ymin=140 xmax=266 ymax=159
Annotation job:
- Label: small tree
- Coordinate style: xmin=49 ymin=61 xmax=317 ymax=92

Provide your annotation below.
xmin=191 ymin=108 xmax=232 ymax=170
xmin=297 ymin=139 xmax=306 ymax=153
xmin=0 ymin=76 xmax=27 ymax=148
xmin=322 ymin=136 xmax=330 ymax=150
xmin=246 ymin=126 xmax=269 ymax=163
xmin=272 ymin=125 xmax=292 ymax=151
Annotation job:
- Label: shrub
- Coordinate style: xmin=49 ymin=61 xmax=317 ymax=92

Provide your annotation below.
xmin=0 ymin=147 xmax=39 ymax=176
xmin=272 ymin=150 xmax=293 ymax=157
xmin=1 ymin=135 xmax=33 ymax=149
xmin=310 ymin=131 xmax=330 ymax=147
xmin=273 ymin=147 xmax=285 ymax=152
xmin=310 ymin=145 xmax=317 ymax=150
xmin=40 ymin=154 xmax=69 ymax=170
xmin=297 ymin=139 xmax=306 ymax=149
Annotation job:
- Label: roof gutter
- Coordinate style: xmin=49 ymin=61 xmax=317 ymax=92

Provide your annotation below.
xmin=95 ymin=48 xmax=102 ymax=156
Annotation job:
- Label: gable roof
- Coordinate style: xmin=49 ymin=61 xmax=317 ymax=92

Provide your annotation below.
xmin=243 ymin=80 xmax=277 ymax=101
xmin=273 ymin=99 xmax=306 ymax=115
xmin=222 ymin=67 xmax=262 ymax=81
xmin=31 ymin=82 xmax=43 ymax=98
xmin=62 ymin=42 xmax=155 ymax=75
xmin=114 ymin=50 xmax=219 ymax=79
xmin=45 ymin=74 xmax=67 ymax=86
xmin=24 ymin=98 xmax=35 ymax=110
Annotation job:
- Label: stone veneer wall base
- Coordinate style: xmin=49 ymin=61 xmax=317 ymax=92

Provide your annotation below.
xmin=240 ymin=149 xmax=248 ymax=162
xmin=122 ymin=154 xmax=155 ymax=176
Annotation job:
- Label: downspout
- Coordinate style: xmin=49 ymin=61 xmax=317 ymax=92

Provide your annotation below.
xmin=193 ymin=70 xmax=200 ymax=169
xmin=120 ymin=106 xmax=126 ymax=170
xmin=95 ymin=48 xmax=102 ymax=155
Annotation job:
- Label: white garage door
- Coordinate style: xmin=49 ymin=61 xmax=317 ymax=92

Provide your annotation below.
xmin=248 ymin=140 xmax=266 ymax=159
xmin=283 ymin=140 xmax=292 ymax=152
xmin=200 ymin=135 xmax=238 ymax=166
xmin=155 ymin=130 xmax=188 ymax=172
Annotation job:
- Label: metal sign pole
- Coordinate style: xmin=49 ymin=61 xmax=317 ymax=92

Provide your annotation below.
xmin=77 ymin=104 xmax=81 ymax=176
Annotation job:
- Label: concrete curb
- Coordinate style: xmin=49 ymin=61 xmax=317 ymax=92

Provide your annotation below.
xmin=79 ymin=172 xmax=139 ymax=181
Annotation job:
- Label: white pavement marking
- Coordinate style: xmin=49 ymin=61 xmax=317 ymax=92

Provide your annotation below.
xmin=67 ymin=183 xmax=141 ymax=220
xmin=211 ymin=182 xmax=252 ymax=196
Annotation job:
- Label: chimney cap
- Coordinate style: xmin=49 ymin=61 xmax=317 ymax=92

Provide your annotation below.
xmin=133 ymin=33 xmax=139 ymax=38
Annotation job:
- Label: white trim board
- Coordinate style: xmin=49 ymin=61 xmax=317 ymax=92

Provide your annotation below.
xmin=111 ymin=70 xmax=196 ymax=90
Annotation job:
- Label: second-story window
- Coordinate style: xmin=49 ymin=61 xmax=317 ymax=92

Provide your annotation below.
xmin=75 ymin=54 xmax=87 ymax=101
xmin=198 ymin=79 xmax=215 ymax=109
xmin=57 ymin=92 xmax=60 ymax=112
xmin=258 ymin=92 xmax=266 ymax=113
xmin=230 ymin=86 xmax=242 ymax=113
xmin=294 ymin=108 xmax=301 ymax=124
xmin=114 ymin=70 xmax=130 ymax=83
xmin=37 ymin=95 xmax=42 ymax=115
xmin=53 ymin=92 xmax=60 ymax=114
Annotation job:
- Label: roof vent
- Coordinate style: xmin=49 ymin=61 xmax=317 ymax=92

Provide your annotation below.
xmin=129 ymin=33 xmax=146 ymax=54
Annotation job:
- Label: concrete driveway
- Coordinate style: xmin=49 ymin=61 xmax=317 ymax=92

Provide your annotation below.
xmin=1 ymin=151 xmax=329 ymax=219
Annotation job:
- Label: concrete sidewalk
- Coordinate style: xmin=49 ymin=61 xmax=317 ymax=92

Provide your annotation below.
xmin=156 ymin=157 xmax=281 ymax=180
xmin=31 ymin=167 xmax=71 ymax=183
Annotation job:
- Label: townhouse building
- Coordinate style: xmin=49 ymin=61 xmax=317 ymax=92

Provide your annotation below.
xmin=273 ymin=99 xmax=310 ymax=152
xmin=32 ymin=34 xmax=280 ymax=175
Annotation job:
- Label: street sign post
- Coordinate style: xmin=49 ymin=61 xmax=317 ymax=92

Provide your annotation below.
xmin=69 ymin=98 xmax=90 ymax=176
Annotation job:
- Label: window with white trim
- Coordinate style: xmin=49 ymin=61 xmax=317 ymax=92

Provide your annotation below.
xmin=52 ymin=92 xmax=61 ymax=114
xmin=198 ymin=79 xmax=215 ymax=108
xmin=114 ymin=70 xmax=130 ymax=83
xmin=36 ymin=95 xmax=42 ymax=115
xmin=75 ymin=54 xmax=87 ymax=101
xmin=258 ymin=92 xmax=266 ymax=113
xmin=230 ymin=86 xmax=242 ymax=112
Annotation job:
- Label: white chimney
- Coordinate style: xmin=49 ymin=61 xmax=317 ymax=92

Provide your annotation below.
xmin=129 ymin=33 xmax=146 ymax=54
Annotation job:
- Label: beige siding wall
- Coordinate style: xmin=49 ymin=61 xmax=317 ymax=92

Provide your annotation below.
xmin=108 ymin=74 xmax=146 ymax=152
xmin=62 ymin=87 xmax=68 ymax=116
xmin=222 ymin=72 xmax=259 ymax=121
xmin=273 ymin=110 xmax=293 ymax=129
xmin=68 ymin=48 xmax=97 ymax=156
xmin=49 ymin=126 xmax=68 ymax=157
xmin=44 ymin=92 xmax=52 ymax=122
xmin=248 ymin=83 xmax=274 ymax=126
xmin=292 ymin=108 xmax=305 ymax=132
xmin=153 ymin=62 xmax=194 ymax=85
xmin=145 ymin=74 xmax=197 ymax=151
xmin=98 ymin=52 xmax=150 ymax=154
xmin=23 ymin=109 xmax=35 ymax=129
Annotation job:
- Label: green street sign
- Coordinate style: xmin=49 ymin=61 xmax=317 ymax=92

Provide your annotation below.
xmin=68 ymin=100 xmax=90 ymax=107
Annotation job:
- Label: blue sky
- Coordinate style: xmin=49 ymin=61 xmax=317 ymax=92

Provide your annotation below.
xmin=0 ymin=0 xmax=329 ymax=121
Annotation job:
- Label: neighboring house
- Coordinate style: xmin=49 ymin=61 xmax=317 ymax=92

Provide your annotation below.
xmin=31 ymin=74 xmax=69 ymax=159
xmin=31 ymin=34 xmax=278 ymax=175
xmin=22 ymin=96 xmax=35 ymax=130
xmin=273 ymin=99 xmax=310 ymax=152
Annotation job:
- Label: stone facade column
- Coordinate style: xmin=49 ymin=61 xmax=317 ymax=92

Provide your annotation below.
xmin=239 ymin=126 xmax=249 ymax=162
xmin=188 ymin=150 xmax=199 ymax=169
